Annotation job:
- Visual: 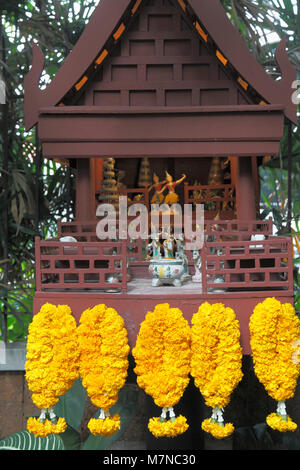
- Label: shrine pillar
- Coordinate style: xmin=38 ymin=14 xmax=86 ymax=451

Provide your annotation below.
xmin=75 ymin=158 xmax=96 ymax=221
xmin=234 ymin=156 xmax=257 ymax=221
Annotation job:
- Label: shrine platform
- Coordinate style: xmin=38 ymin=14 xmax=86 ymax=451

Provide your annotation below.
xmin=33 ymin=276 xmax=293 ymax=356
xmin=33 ymin=217 xmax=294 ymax=355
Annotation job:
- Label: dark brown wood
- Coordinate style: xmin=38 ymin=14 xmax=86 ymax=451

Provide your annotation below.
xmin=38 ymin=104 xmax=284 ymax=158
xmin=24 ymin=0 xmax=297 ymax=131
xmin=24 ymin=0 xmax=131 ymax=130
xmin=75 ymin=159 xmax=97 ymax=220
xmin=236 ymin=157 xmax=256 ymax=221
xmin=188 ymin=0 xmax=297 ymax=124
xmin=287 ymin=121 xmax=293 ymax=232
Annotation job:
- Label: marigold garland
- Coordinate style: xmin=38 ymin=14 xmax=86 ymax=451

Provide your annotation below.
xmin=132 ymin=303 xmax=191 ymax=438
xmin=25 ymin=303 xmax=79 ymax=437
xmin=190 ymin=302 xmax=243 ymax=439
xmin=148 ymin=416 xmax=189 ymax=438
xmin=77 ymin=304 xmax=130 ymax=436
xmin=266 ymin=413 xmax=297 ymax=432
xmin=201 ymin=418 xmax=234 ymax=439
xmin=88 ymin=414 xmax=121 ymax=437
xmin=27 ymin=417 xmax=67 ymax=438
xmin=249 ymin=297 xmax=300 ymax=432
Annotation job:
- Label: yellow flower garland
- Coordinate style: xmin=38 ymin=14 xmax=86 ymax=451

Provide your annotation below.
xmin=201 ymin=419 xmax=234 ymax=439
xmin=88 ymin=415 xmax=121 ymax=437
xmin=27 ymin=417 xmax=67 ymax=438
xmin=190 ymin=302 xmax=243 ymax=439
xmin=132 ymin=303 xmax=191 ymax=438
xmin=77 ymin=304 xmax=130 ymax=436
xmin=148 ymin=416 xmax=188 ymax=438
xmin=25 ymin=303 xmax=79 ymax=437
xmin=249 ymin=297 xmax=300 ymax=432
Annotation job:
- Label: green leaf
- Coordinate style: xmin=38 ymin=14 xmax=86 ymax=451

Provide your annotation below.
xmin=0 ymin=429 xmax=64 ymax=451
xmin=253 ymin=423 xmax=274 ymax=450
xmin=282 ymin=430 xmax=300 ymax=450
xmin=54 ymin=378 xmax=86 ymax=431
xmin=232 ymin=425 xmax=260 ymax=450
xmin=81 ymin=386 xmax=139 ymax=451
xmin=59 ymin=425 xmax=82 ymax=451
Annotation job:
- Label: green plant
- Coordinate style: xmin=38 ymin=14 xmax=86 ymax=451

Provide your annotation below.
xmin=0 ymin=380 xmax=139 ymax=451
xmin=0 ymin=1 xmax=89 ymax=342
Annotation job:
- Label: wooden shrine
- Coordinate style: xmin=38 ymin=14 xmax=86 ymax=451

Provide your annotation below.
xmin=24 ymin=0 xmax=297 ymax=355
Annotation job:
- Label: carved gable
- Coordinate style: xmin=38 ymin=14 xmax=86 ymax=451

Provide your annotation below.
xmin=76 ymin=0 xmax=250 ymax=108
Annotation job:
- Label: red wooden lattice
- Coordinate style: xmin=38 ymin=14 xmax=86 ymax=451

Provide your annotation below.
xmin=184 ymin=183 xmax=236 ymax=214
xmin=58 ymin=219 xmax=146 ymax=262
xmin=41 ymin=217 xmax=293 ymax=295
xmin=35 ymin=237 xmax=128 ymax=293
xmin=201 ymin=237 xmax=293 ymax=294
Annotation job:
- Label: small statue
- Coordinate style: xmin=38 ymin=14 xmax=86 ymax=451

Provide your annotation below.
xmin=162 ymin=227 xmax=175 ymax=259
xmin=148 ymin=173 xmax=166 ymax=204
xmin=147 ymin=233 xmax=162 ymax=259
xmin=175 ymin=233 xmax=191 ymax=282
xmin=191 ymin=248 xmax=202 ymax=283
xmin=158 ymin=172 xmax=186 ymax=205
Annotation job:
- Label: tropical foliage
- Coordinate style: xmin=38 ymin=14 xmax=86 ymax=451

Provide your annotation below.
xmin=0 ymin=1 xmax=97 ymax=341
xmin=0 ymin=379 xmax=139 ymax=450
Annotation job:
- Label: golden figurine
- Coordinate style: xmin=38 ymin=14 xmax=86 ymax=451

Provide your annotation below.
xmin=158 ymin=171 xmax=186 ymax=205
xmin=148 ymin=172 xmax=166 ymax=204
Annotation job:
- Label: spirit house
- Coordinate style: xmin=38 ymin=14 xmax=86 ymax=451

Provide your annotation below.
xmin=25 ymin=0 xmax=297 ymax=354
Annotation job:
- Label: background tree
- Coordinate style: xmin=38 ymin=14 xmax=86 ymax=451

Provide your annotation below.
xmin=0 ymin=0 xmax=97 ymax=341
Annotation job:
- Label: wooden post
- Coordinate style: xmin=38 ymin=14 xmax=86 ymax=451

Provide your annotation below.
xmin=287 ymin=121 xmax=292 ymax=233
xmin=35 ymin=237 xmax=41 ymax=292
xmin=235 ymin=157 xmax=256 ymax=222
xmin=251 ymin=156 xmax=260 ymax=217
xmin=75 ymin=159 xmax=96 ymax=221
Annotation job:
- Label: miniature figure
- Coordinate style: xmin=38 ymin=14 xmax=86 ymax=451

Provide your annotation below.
xmin=148 ymin=173 xmax=166 ymax=204
xmin=147 ymin=233 xmax=162 ymax=259
xmin=162 ymin=227 xmax=175 ymax=258
xmin=158 ymin=172 xmax=186 ymax=205
xmin=175 ymin=233 xmax=191 ymax=282
xmin=192 ymin=248 xmax=202 ymax=283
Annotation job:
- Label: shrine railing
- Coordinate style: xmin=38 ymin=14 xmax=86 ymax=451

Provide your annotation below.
xmin=57 ymin=219 xmax=146 ymax=261
xmin=39 ymin=217 xmax=294 ymax=295
xmin=203 ymin=217 xmax=273 ymax=241
xmin=201 ymin=236 xmax=293 ymax=295
xmin=184 ymin=182 xmax=236 ymax=215
xmin=35 ymin=237 xmax=128 ymax=293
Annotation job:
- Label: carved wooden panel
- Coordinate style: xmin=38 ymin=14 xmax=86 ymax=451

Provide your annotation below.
xmin=81 ymin=0 xmax=250 ymax=108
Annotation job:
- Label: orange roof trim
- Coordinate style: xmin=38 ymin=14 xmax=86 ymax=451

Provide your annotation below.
xmin=194 ymin=21 xmax=208 ymax=42
xmin=237 ymin=76 xmax=249 ymax=91
xmin=113 ymin=23 xmax=126 ymax=41
xmin=216 ymin=50 xmax=228 ymax=66
xmin=75 ymin=76 xmax=88 ymax=91
xmin=177 ymin=0 xmax=186 ymax=12
xmin=131 ymin=0 xmax=142 ymax=15
xmin=95 ymin=49 xmax=108 ymax=66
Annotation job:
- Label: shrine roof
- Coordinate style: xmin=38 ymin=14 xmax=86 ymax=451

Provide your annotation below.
xmin=24 ymin=0 xmax=297 ymax=131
